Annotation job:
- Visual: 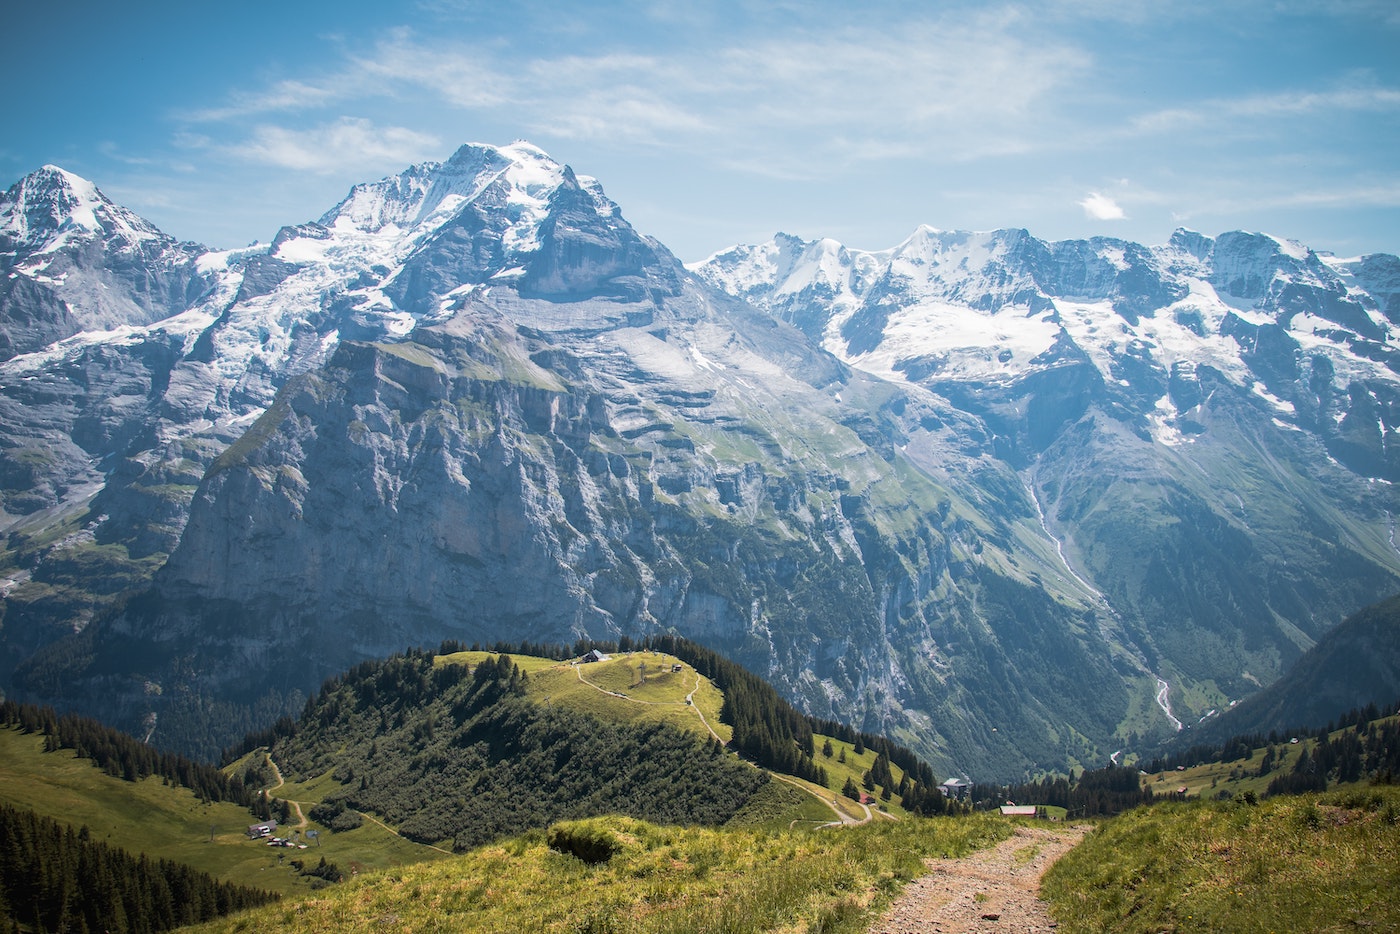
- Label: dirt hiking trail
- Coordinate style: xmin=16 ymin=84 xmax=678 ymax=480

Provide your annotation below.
xmin=870 ymin=823 xmax=1089 ymax=934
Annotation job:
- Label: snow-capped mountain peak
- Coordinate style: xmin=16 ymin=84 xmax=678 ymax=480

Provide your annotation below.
xmin=699 ymin=225 xmax=1400 ymax=471
xmin=1 ymin=165 xmax=165 ymax=255
xmin=313 ymin=141 xmax=607 ymax=245
xmin=0 ymin=165 xmax=210 ymax=360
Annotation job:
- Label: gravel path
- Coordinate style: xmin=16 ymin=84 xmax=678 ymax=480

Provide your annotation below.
xmin=869 ymin=823 xmax=1089 ymax=934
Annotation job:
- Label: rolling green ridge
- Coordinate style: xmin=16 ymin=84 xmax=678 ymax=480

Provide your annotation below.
xmin=0 ymin=723 xmax=444 ymax=898
xmin=184 ymin=813 xmax=1015 ymax=934
xmin=5 ymin=649 xmax=1400 ymax=933
xmin=264 ymin=649 xmax=770 ymax=851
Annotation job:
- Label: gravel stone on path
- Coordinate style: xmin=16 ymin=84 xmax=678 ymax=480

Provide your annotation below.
xmin=869 ymin=824 xmax=1089 ymax=934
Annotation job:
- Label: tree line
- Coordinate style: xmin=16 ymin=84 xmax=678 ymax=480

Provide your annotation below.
xmin=435 ymin=633 xmax=956 ymax=814
xmin=0 ymin=802 xmax=278 ymax=933
xmin=0 ymin=700 xmax=255 ymax=807
xmin=1145 ymin=700 xmax=1400 ymax=774
xmin=972 ymin=764 xmax=1156 ymax=817
xmin=264 ymin=649 xmax=768 ymax=851
xmin=1264 ymin=715 xmax=1400 ymax=796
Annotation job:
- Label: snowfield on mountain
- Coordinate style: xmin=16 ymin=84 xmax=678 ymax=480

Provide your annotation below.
xmin=3 ymin=142 xmax=1399 ymax=780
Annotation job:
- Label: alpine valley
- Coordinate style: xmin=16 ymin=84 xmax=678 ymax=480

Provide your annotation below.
xmin=4 ymin=142 xmax=1400 ymax=779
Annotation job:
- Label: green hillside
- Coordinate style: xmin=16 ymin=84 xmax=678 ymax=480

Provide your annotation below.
xmin=261 ymin=649 xmax=771 ymax=851
xmin=7 ymin=648 xmax=1400 ymax=934
xmin=185 ymin=813 xmax=1015 ymax=934
xmin=1184 ymin=592 xmax=1400 ymax=746
xmin=0 ymin=639 xmax=930 ymax=911
xmin=0 ymin=724 xmax=446 ymax=897
xmin=1043 ymin=785 xmax=1400 ymax=933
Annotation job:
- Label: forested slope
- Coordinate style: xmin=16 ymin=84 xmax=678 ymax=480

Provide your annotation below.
xmin=266 ymin=650 xmax=769 ymax=851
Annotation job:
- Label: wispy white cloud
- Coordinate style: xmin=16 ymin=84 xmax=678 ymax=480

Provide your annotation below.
xmin=1173 ymin=182 xmax=1400 ymax=219
xmin=534 ymin=90 xmax=713 ymax=144
xmin=185 ymin=79 xmax=345 ymax=122
xmin=226 ymin=118 xmax=442 ymax=173
xmin=1129 ymin=83 xmax=1400 ymax=135
xmin=1080 ymin=192 xmax=1127 ymax=220
xmin=97 ymin=141 xmax=157 ymax=166
xmin=124 ymin=1 xmax=1396 ymax=256
xmin=347 ymin=30 xmax=511 ymax=109
xmin=184 ymin=15 xmax=1089 ymax=172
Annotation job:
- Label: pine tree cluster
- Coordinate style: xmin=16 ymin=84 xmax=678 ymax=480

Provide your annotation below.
xmin=0 ymin=701 xmax=254 ymax=806
xmin=0 ymin=803 xmax=278 ymax=933
xmin=1265 ymin=714 xmax=1400 ymax=796
xmin=266 ymin=649 xmax=768 ymax=851
xmin=973 ymin=764 xmax=1156 ymax=817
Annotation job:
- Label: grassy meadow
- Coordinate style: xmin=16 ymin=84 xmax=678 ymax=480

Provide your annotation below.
xmin=1043 ymin=783 xmax=1400 ymax=933
xmin=436 ymin=650 xmax=733 ymax=743
xmin=0 ymin=724 xmax=446 ymax=895
xmin=188 ymin=812 xmax=1013 ymax=934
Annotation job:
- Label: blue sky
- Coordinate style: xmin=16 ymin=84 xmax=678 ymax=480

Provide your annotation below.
xmin=7 ymin=0 xmax=1399 ymax=259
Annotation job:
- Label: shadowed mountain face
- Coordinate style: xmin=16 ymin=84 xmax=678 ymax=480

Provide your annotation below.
xmin=3 ymin=144 xmax=1399 ymax=778
xmin=1182 ymin=592 xmax=1400 ymax=745
xmin=697 ymin=227 xmax=1400 ymax=739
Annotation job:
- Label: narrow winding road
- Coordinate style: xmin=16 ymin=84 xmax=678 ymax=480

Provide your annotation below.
xmin=263 ymin=751 xmax=452 ymax=855
xmin=263 ymin=752 xmax=307 ymax=832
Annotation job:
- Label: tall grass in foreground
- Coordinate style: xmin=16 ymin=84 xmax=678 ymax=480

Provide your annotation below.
xmin=1042 ymin=784 xmax=1400 ymax=933
xmin=192 ymin=814 xmax=1010 ymax=934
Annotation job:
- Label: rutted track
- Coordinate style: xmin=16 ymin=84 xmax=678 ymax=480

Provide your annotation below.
xmin=870 ymin=824 xmax=1088 ymax=933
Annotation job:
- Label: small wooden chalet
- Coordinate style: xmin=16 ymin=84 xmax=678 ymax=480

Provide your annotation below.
xmin=940 ymin=778 xmax=973 ymax=799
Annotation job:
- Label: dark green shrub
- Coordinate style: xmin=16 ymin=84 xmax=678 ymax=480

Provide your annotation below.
xmin=546 ymin=822 xmax=622 ymax=864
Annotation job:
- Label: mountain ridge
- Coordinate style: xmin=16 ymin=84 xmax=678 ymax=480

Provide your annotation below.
xmin=3 ymin=145 xmax=1399 ymax=781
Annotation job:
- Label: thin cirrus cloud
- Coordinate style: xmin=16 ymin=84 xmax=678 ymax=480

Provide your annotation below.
xmin=190 ymin=19 xmax=1088 ymax=174
xmin=1080 ymin=192 xmax=1127 ymax=220
xmin=184 ymin=79 xmax=346 ymax=123
xmin=227 ymin=118 xmax=443 ymax=174
xmin=1128 ymin=83 xmax=1400 ymax=136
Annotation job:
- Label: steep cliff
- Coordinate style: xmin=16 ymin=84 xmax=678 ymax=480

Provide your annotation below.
xmin=7 ymin=145 xmax=1400 ymax=778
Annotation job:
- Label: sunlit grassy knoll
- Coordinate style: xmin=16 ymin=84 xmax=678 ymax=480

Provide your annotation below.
xmin=724 ymin=779 xmax=838 ymax=831
xmin=439 ymin=649 xmax=734 ymax=745
xmin=434 ymin=649 xmax=562 ymax=675
xmin=1042 ymin=784 xmax=1400 ymax=933
xmin=296 ymin=649 xmax=822 ymax=844
xmin=191 ymin=812 xmax=1013 ymax=934
xmin=813 ymin=734 xmax=912 ymax=816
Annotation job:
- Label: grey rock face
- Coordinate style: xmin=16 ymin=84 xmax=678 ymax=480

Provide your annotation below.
xmin=0 ymin=167 xmax=209 ymax=360
xmin=104 ymin=295 xmax=1129 ymax=773
xmin=699 ymin=225 xmax=1400 ymax=755
xmin=6 ymin=146 xmax=1400 ymax=780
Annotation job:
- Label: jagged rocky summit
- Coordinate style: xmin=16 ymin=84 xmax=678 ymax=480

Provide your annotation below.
xmin=2 ymin=142 xmax=1399 ymax=779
